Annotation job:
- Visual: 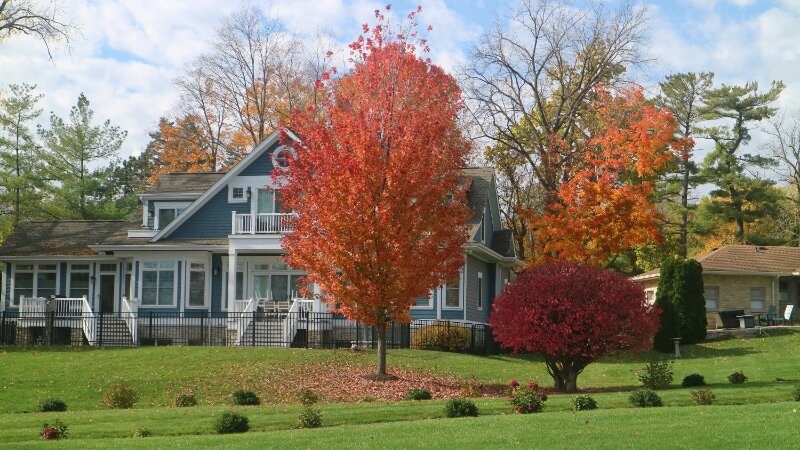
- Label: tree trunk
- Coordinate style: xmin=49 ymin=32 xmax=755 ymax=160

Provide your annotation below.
xmin=376 ymin=322 xmax=387 ymax=376
xmin=547 ymin=359 xmax=582 ymax=393
xmin=680 ymin=161 xmax=689 ymax=259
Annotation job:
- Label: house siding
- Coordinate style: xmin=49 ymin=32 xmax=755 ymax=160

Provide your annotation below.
xmin=170 ymin=189 xmax=250 ymax=239
xmin=703 ymin=274 xmax=775 ymax=328
xmin=239 ymin=142 xmax=279 ymax=176
xmin=465 ymin=255 xmax=490 ymax=323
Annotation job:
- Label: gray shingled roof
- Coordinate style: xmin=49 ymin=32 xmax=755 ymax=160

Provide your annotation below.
xmin=146 ymin=172 xmax=224 ymax=194
xmin=461 ymin=167 xmax=494 ymax=237
xmin=0 ymin=221 xmax=125 ymax=256
xmin=490 ymin=230 xmax=515 ymax=258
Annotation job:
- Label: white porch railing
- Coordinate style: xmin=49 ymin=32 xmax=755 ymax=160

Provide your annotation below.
xmin=121 ymin=297 xmax=138 ymax=344
xmin=283 ymin=298 xmax=315 ymax=346
xmin=19 ymin=296 xmax=47 ymax=327
xmin=81 ymin=296 xmax=97 ymax=346
xmin=231 ymin=212 xmax=295 ymax=235
xmin=234 ymin=298 xmax=256 ymax=345
xmin=54 ymin=297 xmax=84 ymax=317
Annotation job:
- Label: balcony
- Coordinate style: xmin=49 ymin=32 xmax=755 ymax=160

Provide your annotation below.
xmin=232 ymin=212 xmax=295 ymax=235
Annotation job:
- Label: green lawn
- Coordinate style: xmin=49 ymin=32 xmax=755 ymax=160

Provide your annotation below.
xmin=1 ymin=328 xmax=800 ymax=446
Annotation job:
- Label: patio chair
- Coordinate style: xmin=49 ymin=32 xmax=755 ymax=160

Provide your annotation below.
xmin=774 ymin=305 xmax=794 ymax=325
xmin=763 ymin=305 xmax=778 ymax=325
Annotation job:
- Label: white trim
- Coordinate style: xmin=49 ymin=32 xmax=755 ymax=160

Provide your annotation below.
xmin=477 ymin=271 xmax=484 ymax=310
xmin=228 ymin=185 xmax=247 ymax=204
xmin=66 ymin=262 xmax=91 ymax=300
xmin=152 ymin=130 xmax=293 ymax=241
xmin=411 ymin=290 xmax=435 ymax=310
xmin=94 ymin=263 xmax=118 ymax=313
xmin=9 ymin=261 xmax=61 ymax=307
xmin=127 ymin=230 xmax=158 ymax=238
xmin=271 ymin=145 xmax=296 ymax=172
xmin=442 ymin=262 xmax=464 ymax=311
xmin=1 ymin=255 xmax=120 ymax=261
xmin=139 ymin=193 xmax=204 ymax=200
xmin=138 ymin=259 xmax=179 ymax=308
xmin=184 ymin=256 xmax=211 ymax=309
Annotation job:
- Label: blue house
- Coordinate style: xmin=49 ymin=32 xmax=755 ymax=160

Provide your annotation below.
xmin=0 ymin=131 xmax=518 ymax=347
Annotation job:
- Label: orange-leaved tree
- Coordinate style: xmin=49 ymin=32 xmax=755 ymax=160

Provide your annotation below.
xmin=278 ymin=6 xmax=471 ymax=377
xmin=533 ymin=86 xmax=676 ymax=266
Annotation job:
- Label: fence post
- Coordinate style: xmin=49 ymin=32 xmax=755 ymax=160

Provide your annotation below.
xmin=305 ymin=312 xmax=310 ymax=349
xmin=98 ymin=312 xmax=103 ymax=347
xmin=470 ymin=324 xmax=476 ymax=353
xmin=149 ymin=312 xmax=154 ymax=341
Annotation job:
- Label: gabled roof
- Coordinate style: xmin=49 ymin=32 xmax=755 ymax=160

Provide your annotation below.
xmin=145 ymin=172 xmax=224 ymax=195
xmin=151 ymin=130 xmax=297 ymax=242
xmin=0 ymin=221 xmax=124 ymax=256
xmin=461 ymin=167 xmax=495 ymax=238
xmin=632 ymin=245 xmax=800 ymax=281
xmin=490 ymin=230 xmax=516 ymax=258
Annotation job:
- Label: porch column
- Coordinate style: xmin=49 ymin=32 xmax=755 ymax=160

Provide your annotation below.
xmin=227 ymin=250 xmax=237 ymax=312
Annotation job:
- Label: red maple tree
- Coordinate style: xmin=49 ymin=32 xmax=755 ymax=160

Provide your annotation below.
xmin=532 ymin=86 xmax=676 ymax=266
xmin=278 ymin=6 xmax=471 ymax=376
xmin=489 ymin=261 xmax=659 ymax=392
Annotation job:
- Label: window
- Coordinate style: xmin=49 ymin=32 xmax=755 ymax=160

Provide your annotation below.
xmin=154 ymin=203 xmax=189 ymax=230
xmin=750 ymin=288 xmax=766 ymax=311
xmin=69 ymin=263 xmax=90 ymax=299
xmin=12 ymin=264 xmax=34 ymax=304
xmin=187 ymin=262 xmax=206 ymax=307
xmin=229 ymin=186 xmax=246 ymax=203
xmin=645 ymin=289 xmax=656 ymax=304
xmin=413 ymin=296 xmax=430 ymax=308
xmin=444 ymin=275 xmax=460 ymax=308
xmin=124 ymin=262 xmax=132 ymax=299
xmin=704 ymin=287 xmax=719 ymax=310
xmin=780 ymin=281 xmax=789 ymax=302
xmin=36 ymin=264 xmax=57 ymax=299
xmin=477 ymin=272 xmax=484 ymax=309
xmin=141 ymin=261 xmax=175 ymax=306
xmin=271 ymin=146 xmax=295 ymax=170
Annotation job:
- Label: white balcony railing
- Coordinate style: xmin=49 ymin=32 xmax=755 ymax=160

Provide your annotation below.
xmin=232 ymin=212 xmax=295 ymax=235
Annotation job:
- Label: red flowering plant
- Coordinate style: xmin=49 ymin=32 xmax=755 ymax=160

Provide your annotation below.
xmin=508 ymin=379 xmax=547 ymax=414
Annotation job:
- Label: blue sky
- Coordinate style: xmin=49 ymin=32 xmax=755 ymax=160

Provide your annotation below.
xmin=1 ymin=0 xmax=798 ymax=169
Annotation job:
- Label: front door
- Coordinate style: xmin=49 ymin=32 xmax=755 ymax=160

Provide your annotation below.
xmin=98 ymin=274 xmax=115 ymax=313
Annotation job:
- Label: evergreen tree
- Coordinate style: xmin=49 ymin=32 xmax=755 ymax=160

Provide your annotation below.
xmin=699 ymin=81 xmax=784 ymax=243
xmin=38 ymin=93 xmax=127 ymax=219
xmin=671 ymin=259 xmax=707 ymax=344
xmin=653 ymin=258 xmax=680 ymax=353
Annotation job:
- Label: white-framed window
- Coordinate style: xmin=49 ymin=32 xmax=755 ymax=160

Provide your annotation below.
xmin=228 ymin=185 xmax=247 ymax=203
xmin=222 ymin=262 xmax=246 ymax=306
xmin=186 ymin=261 xmax=208 ymax=308
xmin=750 ymin=287 xmax=766 ymax=311
xmin=11 ymin=263 xmax=60 ymax=305
xmin=443 ymin=273 xmax=461 ymax=309
xmin=412 ymin=291 xmax=434 ymax=309
xmin=477 ymin=272 xmax=484 ymax=309
xmin=255 ymin=188 xmax=286 ymax=214
xmin=704 ymin=287 xmax=719 ymax=310
xmin=154 ymin=202 xmax=190 ymax=230
xmin=123 ymin=262 xmax=133 ymax=299
xmin=141 ymin=261 xmax=176 ymax=306
xmin=271 ymin=146 xmax=295 ymax=171
xmin=645 ymin=289 xmax=656 ymax=304
xmin=68 ymin=263 xmax=90 ymax=299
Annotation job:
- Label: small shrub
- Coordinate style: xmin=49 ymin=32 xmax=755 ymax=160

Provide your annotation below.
xmin=297 ymin=388 xmax=319 ymax=406
xmin=174 ymin=389 xmax=197 ymax=407
xmin=728 ymin=371 xmax=747 ymax=384
xmin=231 ymin=389 xmax=260 ymax=406
xmin=412 ymin=321 xmax=472 ymax=352
xmin=405 ymin=388 xmax=432 ymax=401
xmin=215 ymin=411 xmax=249 ymax=434
xmin=572 ymin=395 xmax=598 ymax=411
xmin=460 ymin=376 xmax=483 ymax=397
xmin=40 ymin=420 xmax=67 ymax=440
xmin=629 ymin=389 xmax=663 ymax=407
xmin=38 ymin=398 xmax=67 ymax=412
xmin=297 ymin=407 xmax=322 ymax=428
xmin=792 ymin=385 xmax=800 ymax=401
xmin=103 ymin=382 xmax=137 ymax=409
xmin=691 ymin=389 xmax=715 ymax=405
xmin=132 ymin=427 xmax=152 ymax=438
xmin=638 ymin=361 xmax=674 ymax=389
xmin=681 ymin=373 xmax=706 ymax=388
xmin=510 ymin=386 xmax=546 ymax=414
xmin=444 ymin=398 xmax=479 ymax=418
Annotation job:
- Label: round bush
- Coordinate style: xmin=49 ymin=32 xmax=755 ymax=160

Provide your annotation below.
xmin=638 ymin=361 xmax=674 ymax=389
xmin=103 ymin=382 xmax=137 ymax=409
xmin=510 ymin=387 xmax=545 ymax=414
xmin=681 ymin=373 xmax=706 ymax=388
xmin=38 ymin=398 xmax=67 ymax=412
xmin=132 ymin=427 xmax=152 ymax=438
xmin=690 ymin=389 xmax=715 ymax=405
xmin=405 ymin=388 xmax=432 ymax=401
xmin=629 ymin=389 xmax=663 ymax=408
xmin=297 ymin=407 xmax=322 ymax=428
xmin=412 ymin=322 xmax=472 ymax=352
xmin=231 ymin=389 xmax=260 ymax=406
xmin=444 ymin=398 xmax=479 ymax=418
xmin=174 ymin=390 xmax=197 ymax=407
xmin=215 ymin=411 xmax=249 ymax=434
xmin=792 ymin=385 xmax=800 ymax=402
xmin=40 ymin=420 xmax=68 ymax=440
xmin=728 ymin=371 xmax=747 ymax=384
xmin=572 ymin=395 xmax=598 ymax=411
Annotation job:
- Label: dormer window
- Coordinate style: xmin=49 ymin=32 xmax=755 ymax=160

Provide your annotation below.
xmin=154 ymin=202 xmax=190 ymax=230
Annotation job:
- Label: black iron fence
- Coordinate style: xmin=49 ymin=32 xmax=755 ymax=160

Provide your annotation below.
xmin=0 ymin=311 xmax=498 ymax=355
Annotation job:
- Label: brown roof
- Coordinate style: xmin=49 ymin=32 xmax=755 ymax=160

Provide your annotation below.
xmin=146 ymin=172 xmax=224 ymax=194
xmin=633 ymin=245 xmax=800 ymax=280
xmin=461 ymin=167 xmax=494 ymax=237
xmin=0 ymin=221 xmax=125 ymax=256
